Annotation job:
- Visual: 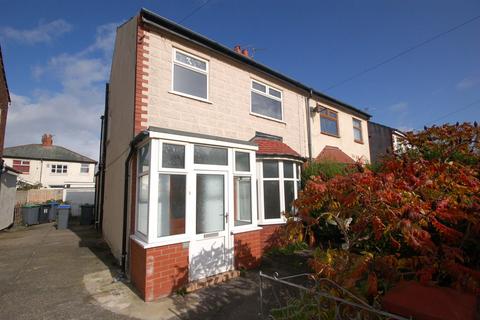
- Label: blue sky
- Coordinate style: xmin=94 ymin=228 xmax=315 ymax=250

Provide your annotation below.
xmin=1 ymin=0 xmax=479 ymax=159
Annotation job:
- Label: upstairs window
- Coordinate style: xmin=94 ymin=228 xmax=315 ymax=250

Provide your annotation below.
xmin=80 ymin=163 xmax=90 ymax=173
xmin=320 ymin=107 xmax=339 ymax=137
xmin=251 ymin=80 xmax=283 ymax=121
xmin=172 ymin=49 xmax=208 ymax=100
xmin=51 ymin=164 xmax=67 ymax=174
xmin=13 ymin=160 xmax=30 ymax=174
xmin=352 ymin=118 xmax=363 ymax=143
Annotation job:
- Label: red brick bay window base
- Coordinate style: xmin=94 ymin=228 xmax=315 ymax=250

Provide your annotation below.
xmin=129 ymin=224 xmax=283 ymax=301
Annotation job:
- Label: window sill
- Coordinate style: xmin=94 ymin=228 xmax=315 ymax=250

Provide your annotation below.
xmin=250 ymin=112 xmax=286 ymax=124
xmin=320 ymin=131 xmax=340 ymax=139
xmin=258 ymin=219 xmax=286 ymax=226
xmin=130 ymin=234 xmax=190 ymax=248
xmin=231 ymin=226 xmax=262 ymax=235
xmin=168 ymin=91 xmax=212 ymax=104
xmin=354 ymin=140 xmax=364 ymax=144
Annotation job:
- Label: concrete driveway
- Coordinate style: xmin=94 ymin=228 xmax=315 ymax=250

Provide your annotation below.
xmin=0 ymin=222 xmax=260 ymax=320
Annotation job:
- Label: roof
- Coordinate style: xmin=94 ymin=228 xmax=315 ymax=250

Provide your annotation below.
xmin=139 ymin=8 xmax=371 ymax=119
xmin=315 ymin=146 xmax=355 ymax=164
xmin=0 ymin=45 xmax=10 ymax=103
xmin=253 ymin=138 xmax=303 ymax=160
xmin=3 ymin=144 xmax=96 ymax=163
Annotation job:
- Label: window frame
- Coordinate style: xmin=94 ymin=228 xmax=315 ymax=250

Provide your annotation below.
xmin=135 ymin=141 xmax=151 ymax=240
xmin=352 ymin=118 xmax=364 ymax=144
xmin=80 ymin=163 xmax=90 ymax=174
xmin=12 ymin=160 xmax=30 ymax=174
xmin=319 ymin=106 xmax=340 ymax=137
xmin=171 ymin=48 xmax=210 ymax=102
xmin=250 ymin=79 xmax=284 ymax=122
xmin=132 ymin=137 xmax=259 ymax=247
xmin=50 ymin=164 xmax=68 ymax=174
xmin=257 ymin=158 xmax=301 ymax=225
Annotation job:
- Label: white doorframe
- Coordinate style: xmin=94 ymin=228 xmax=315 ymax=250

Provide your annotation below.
xmin=189 ymin=170 xmax=233 ymax=281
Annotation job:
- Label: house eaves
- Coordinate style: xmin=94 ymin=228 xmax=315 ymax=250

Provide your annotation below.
xmin=139 ymin=8 xmax=371 ymax=120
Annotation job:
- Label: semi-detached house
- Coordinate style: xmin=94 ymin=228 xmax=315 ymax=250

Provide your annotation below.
xmin=99 ymin=8 xmax=371 ymax=301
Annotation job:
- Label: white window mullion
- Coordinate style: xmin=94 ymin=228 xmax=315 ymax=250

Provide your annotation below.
xmin=279 ymin=161 xmax=285 ymax=214
xmin=250 ymin=152 xmax=258 ymax=227
xmin=148 ymin=140 xmax=159 ymax=243
xmin=185 ymin=144 xmax=195 ymax=238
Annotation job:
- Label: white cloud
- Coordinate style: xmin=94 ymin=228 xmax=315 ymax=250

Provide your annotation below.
xmin=0 ymin=20 xmax=72 ymax=45
xmin=5 ymin=23 xmax=118 ymax=160
xmin=456 ymin=77 xmax=477 ymax=90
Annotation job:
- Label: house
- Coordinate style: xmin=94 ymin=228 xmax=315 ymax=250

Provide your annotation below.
xmin=368 ymin=122 xmax=405 ymax=164
xmin=0 ymin=45 xmax=18 ymax=230
xmin=3 ymin=134 xmax=96 ymax=189
xmin=99 ymin=8 xmax=371 ymax=301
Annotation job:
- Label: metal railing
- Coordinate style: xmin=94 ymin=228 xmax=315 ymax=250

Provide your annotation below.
xmin=259 ymin=271 xmax=409 ymax=320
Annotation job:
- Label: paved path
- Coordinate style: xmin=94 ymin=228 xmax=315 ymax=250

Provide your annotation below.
xmin=0 ymin=223 xmax=261 ymax=320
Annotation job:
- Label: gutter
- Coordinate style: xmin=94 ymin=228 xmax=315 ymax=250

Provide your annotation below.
xmin=121 ymin=131 xmax=148 ymax=273
xmin=98 ymin=83 xmax=109 ymax=231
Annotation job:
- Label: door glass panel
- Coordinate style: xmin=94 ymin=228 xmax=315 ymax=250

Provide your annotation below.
xmin=158 ymin=174 xmax=186 ymax=237
xmin=196 ymin=174 xmax=225 ymax=234
xmin=263 ymin=181 xmax=280 ymax=219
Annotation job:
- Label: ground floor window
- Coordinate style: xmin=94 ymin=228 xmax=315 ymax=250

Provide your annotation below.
xmin=133 ymin=136 xmax=258 ymax=244
xmin=258 ymin=159 xmax=301 ymax=223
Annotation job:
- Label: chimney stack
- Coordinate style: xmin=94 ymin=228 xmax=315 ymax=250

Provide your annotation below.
xmin=234 ymin=45 xmax=242 ymax=54
xmin=41 ymin=134 xmax=53 ymax=146
xmin=241 ymin=48 xmax=249 ymax=57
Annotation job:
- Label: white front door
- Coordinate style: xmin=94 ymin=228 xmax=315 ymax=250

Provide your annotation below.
xmin=189 ymin=171 xmax=233 ymax=281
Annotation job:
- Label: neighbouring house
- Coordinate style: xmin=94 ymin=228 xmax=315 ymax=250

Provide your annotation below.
xmin=0 ymin=45 xmax=18 ymax=230
xmin=98 ymin=8 xmax=372 ymax=301
xmin=368 ymin=122 xmax=405 ymax=164
xmin=3 ymin=134 xmax=97 ymax=189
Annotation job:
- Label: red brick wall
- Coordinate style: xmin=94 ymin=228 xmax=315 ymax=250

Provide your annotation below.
xmin=234 ymin=230 xmax=262 ymax=269
xmin=233 ymin=224 xmax=284 ymax=270
xmin=144 ymin=243 xmax=189 ymax=301
xmin=260 ymin=224 xmax=283 ymax=251
xmin=130 ymin=239 xmax=147 ymax=299
xmin=134 ymin=21 xmax=149 ymax=135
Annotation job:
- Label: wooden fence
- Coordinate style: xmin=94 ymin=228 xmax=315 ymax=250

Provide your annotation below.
xmin=16 ymin=189 xmax=63 ymax=205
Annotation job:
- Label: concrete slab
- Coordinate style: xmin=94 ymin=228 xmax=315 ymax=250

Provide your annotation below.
xmin=0 ymin=222 xmax=261 ymax=320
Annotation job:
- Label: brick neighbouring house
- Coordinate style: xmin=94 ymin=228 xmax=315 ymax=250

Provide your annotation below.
xmin=0 ymin=45 xmax=19 ymax=230
xmin=98 ymin=8 xmax=372 ymax=301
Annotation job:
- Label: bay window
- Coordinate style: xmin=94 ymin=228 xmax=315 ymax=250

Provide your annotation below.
xmin=136 ymin=143 xmax=150 ymax=236
xmin=258 ymin=159 xmax=301 ymax=223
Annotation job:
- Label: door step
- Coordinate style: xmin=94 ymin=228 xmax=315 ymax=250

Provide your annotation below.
xmin=186 ymin=270 xmax=240 ymax=292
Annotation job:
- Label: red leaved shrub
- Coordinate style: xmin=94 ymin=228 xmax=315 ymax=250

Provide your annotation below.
xmin=288 ymin=123 xmax=480 ymax=297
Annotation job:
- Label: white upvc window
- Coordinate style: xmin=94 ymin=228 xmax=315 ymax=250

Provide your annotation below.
xmin=136 ymin=142 xmax=150 ymax=239
xmin=133 ymin=134 xmax=258 ymax=246
xmin=80 ymin=163 xmax=90 ymax=173
xmin=250 ymin=80 xmax=283 ymax=122
xmin=257 ymin=159 xmax=301 ymax=225
xmin=51 ymin=164 xmax=68 ymax=174
xmin=171 ymin=48 xmax=209 ymax=101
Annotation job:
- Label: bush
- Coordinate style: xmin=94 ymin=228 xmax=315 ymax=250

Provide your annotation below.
xmin=288 ymin=123 xmax=480 ymax=298
xmin=301 ymin=160 xmax=353 ymax=187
